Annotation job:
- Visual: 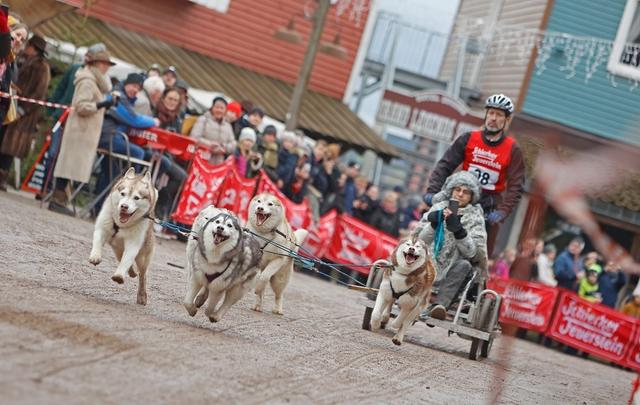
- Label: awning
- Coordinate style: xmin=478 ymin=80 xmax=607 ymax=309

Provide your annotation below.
xmin=37 ymin=12 xmax=398 ymax=159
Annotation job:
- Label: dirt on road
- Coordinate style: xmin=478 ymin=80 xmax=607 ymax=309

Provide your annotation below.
xmin=0 ymin=192 xmax=633 ymax=404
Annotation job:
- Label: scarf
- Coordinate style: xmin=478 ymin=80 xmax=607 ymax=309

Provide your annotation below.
xmin=87 ymin=66 xmax=112 ymax=94
xmin=156 ymin=98 xmax=180 ymax=127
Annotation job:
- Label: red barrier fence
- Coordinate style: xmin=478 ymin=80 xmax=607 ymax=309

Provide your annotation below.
xmin=489 ymin=277 xmax=640 ymax=369
xmin=487 ymin=278 xmax=559 ymax=334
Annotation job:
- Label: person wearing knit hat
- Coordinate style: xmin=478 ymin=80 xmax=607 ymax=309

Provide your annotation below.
xmin=415 ymin=171 xmax=488 ymax=321
xmin=147 ymin=63 xmax=161 ymax=77
xmin=234 ymin=127 xmax=262 ymax=178
xmin=226 ymin=100 xmax=242 ymax=129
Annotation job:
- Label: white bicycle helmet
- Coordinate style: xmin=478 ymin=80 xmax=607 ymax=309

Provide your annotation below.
xmin=485 ymin=94 xmax=514 ymax=115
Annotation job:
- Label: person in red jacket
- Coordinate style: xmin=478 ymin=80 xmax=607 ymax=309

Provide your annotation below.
xmin=423 ymin=94 xmax=525 ymax=255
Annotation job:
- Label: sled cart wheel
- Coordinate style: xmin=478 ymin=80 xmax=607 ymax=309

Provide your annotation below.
xmin=362 ymin=306 xmax=372 ymax=331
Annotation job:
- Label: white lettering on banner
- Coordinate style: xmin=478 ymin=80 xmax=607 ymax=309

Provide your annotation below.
xmin=339 ymin=226 xmax=371 ymax=263
xmin=238 ymin=190 xmax=251 ymax=213
xmin=561 ymin=300 xmax=621 ymax=335
xmin=502 ymin=302 xmax=545 ymax=326
xmin=192 ymin=178 xmax=207 ymax=198
xmin=409 ymin=110 xmax=457 ymax=143
xmin=129 ymin=129 xmax=158 ymax=143
xmin=503 ymin=285 xmax=542 ymax=307
xmin=377 ymin=99 xmax=411 ymax=127
xmin=219 ymin=189 xmax=236 ymax=208
xmin=557 ymin=320 xmax=625 ymax=355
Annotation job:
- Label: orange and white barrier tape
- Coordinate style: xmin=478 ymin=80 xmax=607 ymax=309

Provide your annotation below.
xmin=0 ymin=91 xmax=71 ymax=110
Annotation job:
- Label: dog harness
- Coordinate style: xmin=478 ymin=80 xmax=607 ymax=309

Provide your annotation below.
xmin=389 ymin=279 xmax=413 ymax=300
xmin=204 ymin=260 xmax=233 ymax=283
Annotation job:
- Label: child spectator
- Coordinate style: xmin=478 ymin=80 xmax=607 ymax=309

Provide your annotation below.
xmin=578 ymin=269 xmax=601 ymax=303
xmin=598 ymin=261 xmax=626 ymax=308
xmin=234 ymin=127 xmax=262 ymax=178
xmin=276 ymin=131 xmax=299 ymax=189
xmin=536 ymin=243 xmax=558 ymax=287
xmin=622 ymin=292 xmax=640 ymax=319
xmin=155 ymin=88 xmax=182 ymax=133
xmin=491 ymin=248 xmax=516 ymax=279
xmin=226 ymin=100 xmax=243 ymax=135
xmin=162 ymin=65 xmax=177 ymax=88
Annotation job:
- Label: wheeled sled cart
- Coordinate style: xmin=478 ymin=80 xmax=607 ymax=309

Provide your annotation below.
xmin=359 ymin=261 xmax=503 ymax=360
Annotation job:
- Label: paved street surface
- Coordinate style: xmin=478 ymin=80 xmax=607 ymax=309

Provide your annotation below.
xmin=0 ymin=192 xmax=633 ymax=404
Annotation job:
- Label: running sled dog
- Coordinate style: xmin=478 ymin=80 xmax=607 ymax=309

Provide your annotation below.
xmin=370 ymin=238 xmax=436 ymax=345
xmin=183 ymin=205 xmax=263 ymax=322
xmin=88 ymin=168 xmax=157 ymax=305
xmin=247 ymin=193 xmax=308 ymax=315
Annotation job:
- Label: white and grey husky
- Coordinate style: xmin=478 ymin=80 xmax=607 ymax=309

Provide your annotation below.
xmin=88 ymin=167 xmax=157 ymax=305
xmin=183 ymin=205 xmax=263 ymax=323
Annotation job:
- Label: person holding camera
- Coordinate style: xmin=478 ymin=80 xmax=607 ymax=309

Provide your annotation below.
xmin=423 ymin=94 xmax=525 ymax=256
xmin=414 ymin=171 xmax=488 ymax=320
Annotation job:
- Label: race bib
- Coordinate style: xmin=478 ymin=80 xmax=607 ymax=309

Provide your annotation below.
xmin=468 ymin=164 xmax=499 ymax=190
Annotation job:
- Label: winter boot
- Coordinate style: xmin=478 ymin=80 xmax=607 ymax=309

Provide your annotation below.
xmin=48 ymin=189 xmax=75 ymax=216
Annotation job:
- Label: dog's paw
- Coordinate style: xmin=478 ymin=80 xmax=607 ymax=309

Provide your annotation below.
xmin=252 ymin=304 xmax=262 ymax=312
xmin=208 ymin=314 xmax=220 ymax=323
xmin=392 ymin=337 xmax=402 ymax=346
xmin=136 ymin=292 xmax=147 ymax=305
xmin=88 ymin=253 xmax=102 ymax=266
xmin=370 ymin=319 xmax=382 ymax=330
xmin=185 ymin=305 xmax=197 ymax=317
xmin=111 ymin=274 xmax=124 ymax=284
xmin=128 ymin=267 xmax=137 ymax=278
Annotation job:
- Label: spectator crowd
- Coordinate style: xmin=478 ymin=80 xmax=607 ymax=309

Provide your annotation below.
xmin=489 ymin=236 xmax=634 ymax=318
xmin=0 ymin=22 xmax=427 ymax=240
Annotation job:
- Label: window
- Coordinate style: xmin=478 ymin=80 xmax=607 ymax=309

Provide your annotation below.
xmin=608 ymin=0 xmax=640 ymax=80
xmin=189 ymin=0 xmax=230 ymax=13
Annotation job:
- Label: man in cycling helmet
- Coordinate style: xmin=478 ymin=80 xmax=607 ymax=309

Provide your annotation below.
xmin=423 ymin=94 xmax=525 ymax=254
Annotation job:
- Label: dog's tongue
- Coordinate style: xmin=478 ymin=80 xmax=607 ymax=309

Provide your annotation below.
xmin=406 ymin=253 xmax=417 ymax=264
xmin=214 ymin=233 xmax=224 ymax=244
xmin=256 ymin=213 xmax=266 ymax=225
xmin=119 ymin=211 xmax=132 ymax=223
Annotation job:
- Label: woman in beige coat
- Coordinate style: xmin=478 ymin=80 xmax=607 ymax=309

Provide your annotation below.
xmin=49 ymin=50 xmax=116 ymax=215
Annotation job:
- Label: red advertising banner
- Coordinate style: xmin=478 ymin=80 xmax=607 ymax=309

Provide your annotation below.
xmin=128 ymin=127 xmax=210 ymax=161
xmin=487 ymin=278 xmax=559 ymax=333
xmin=548 ymin=292 xmax=637 ymax=363
xmin=302 ymin=210 xmax=337 ymax=258
xmin=216 ymin=169 xmax=257 ymax=221
xmin=256 ymin=171 xmax=312 ymax=230
xmin=325 ymin=214 xmax=397 ymax=275
xmin=172 ymin=155 xmax=232 ymax=224
xmin=624 ymin=331 xmax=640 ymax=371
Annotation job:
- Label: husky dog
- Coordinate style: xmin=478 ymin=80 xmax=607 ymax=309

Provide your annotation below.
xmin=183 ymin=205 xmax=263 ymax=323
xmin=88 ymin=168 xmax=157 ymax=305
xmin=371 ymin=238 xmax=436 ymax=345
xmin=247 ymin=193 xmax=308 ymax=315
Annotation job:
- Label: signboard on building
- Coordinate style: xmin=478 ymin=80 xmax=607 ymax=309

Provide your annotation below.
xmin=376 ymin=89 xmax=484 ymax=143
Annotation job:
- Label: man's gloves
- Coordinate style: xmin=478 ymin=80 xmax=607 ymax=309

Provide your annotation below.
xmin=423 ymin=192 xmax=434 ymax=206
xmin=445 ymin=213 xmax=467 ymax=239
xmin=487 ymin=210 xmax=506 ymax=225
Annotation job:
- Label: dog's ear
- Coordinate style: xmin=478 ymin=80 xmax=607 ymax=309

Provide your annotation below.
xmin=142 ymin=170 xmax=152 ymax=184
xmin=124 ymin=167 xmax=136 ymax=179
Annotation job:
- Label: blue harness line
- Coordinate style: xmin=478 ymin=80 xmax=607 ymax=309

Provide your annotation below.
xmin=433 ymin=210 xmax=445 ymax=259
